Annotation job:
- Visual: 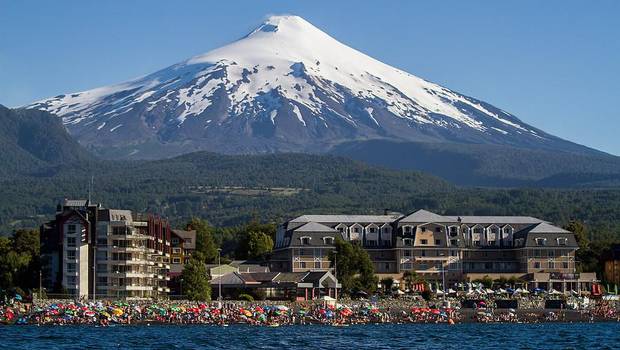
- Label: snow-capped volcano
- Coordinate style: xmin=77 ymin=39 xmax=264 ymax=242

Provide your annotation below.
xmin=26 ymin=15 xmax=596 ymax=159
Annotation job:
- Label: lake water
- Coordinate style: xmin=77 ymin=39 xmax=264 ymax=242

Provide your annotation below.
xmin=1 ymin=323 xmax=619 ymax=349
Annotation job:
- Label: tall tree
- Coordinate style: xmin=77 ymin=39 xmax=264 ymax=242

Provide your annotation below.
xmin=329 ymin=237 xmax=377 ymax=294
xmin=245 ymin=231 xmax=273 ymax=260
xmin=187 ymin=218 xmax=219 ymax=263
xmin=181 ymin=258 xmax=211 ymax=301
xmin=564 ymin=220 xmax=589 ymax=248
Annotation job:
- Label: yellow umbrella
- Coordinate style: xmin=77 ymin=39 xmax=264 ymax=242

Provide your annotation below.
xmin=112 ymin=308 xmax=124 ymax=316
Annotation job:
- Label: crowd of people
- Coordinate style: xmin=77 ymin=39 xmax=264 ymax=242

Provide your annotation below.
xmin=0 ymin=296 xmax=618 ymax=326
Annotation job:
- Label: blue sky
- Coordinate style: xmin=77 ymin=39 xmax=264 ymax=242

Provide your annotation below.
xmin=1 ymin=0 xmax=618 ymax=155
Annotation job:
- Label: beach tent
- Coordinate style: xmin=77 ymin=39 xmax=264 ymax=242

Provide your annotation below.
xmin=447 ymin=289 xmax=457 ymax=294
xmin=485 ymin=289 xmax=494 ymax=294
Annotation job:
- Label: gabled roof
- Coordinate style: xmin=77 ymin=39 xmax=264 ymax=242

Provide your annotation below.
xmin=527 ymin=222 xmax=571 ymax=234
xmin=399 ymin=209 xmax=453 ymax=223
xmin=294 ymin=222 xmax=337 ymax=233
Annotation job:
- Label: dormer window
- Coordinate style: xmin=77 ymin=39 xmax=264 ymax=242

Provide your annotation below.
xmin=557 ymin=237 xmax=568 ymax=246
xmin=404 ymin=226 xmax=412 ymax=234
xmin=403 ymin=238 xmax=413 ymax=246
xmin=473 ymin=227 xmax=483 ymax=234
xmin=535 ymin=237 xmax=547 ymax=246
xmin=435 ymin=227 xmax=441 ymax=233
xmin=301 ymin=237 xmax=311 ymax=245
xmin=323 ymin=237 xmax=334 ymax=245
xmin=421 ymin=227 xmax=426 ymax=232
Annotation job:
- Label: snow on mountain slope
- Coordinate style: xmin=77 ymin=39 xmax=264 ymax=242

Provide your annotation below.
xmin=26 ymin=15 xmax=596 ymax=159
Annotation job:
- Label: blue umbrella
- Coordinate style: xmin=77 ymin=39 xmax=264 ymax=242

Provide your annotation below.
xmin=14 ymin=294 xmax=22 ymax=301
xmin=506 ymin=288 xmax=515 ymax=294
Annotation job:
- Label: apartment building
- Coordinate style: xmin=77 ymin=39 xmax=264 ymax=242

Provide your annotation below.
xmin=272 ymin=209 xmax=598 ymax=292
xmin=40 ymin=199 xmax=171 ymax=299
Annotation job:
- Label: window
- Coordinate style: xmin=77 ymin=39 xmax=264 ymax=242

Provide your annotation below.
xmin=563 ymin=262 xmax=569 ymax=269
xmin=450 ymin=250 xmax=457 ymax=257
xmin=300 ymin=262 xmax=307 ymax=269
xmin=421 ymin=239 xmax=428 ymax=245
xmin=435 ymin=239 xmax=441 ymax=245
xmin=301 ymin=237 xmax=311 ymax=245
xmin=435 ymin=227 xmax=441 ymax=233
xmin=491 ymin=228 xmax=498 ymax=234
xmin=366 ymin=240 xmax=376 ymax=246
xmin=548 ymin=261 xmax=555 ymax=269
xmin=172 ymin=248 xmax=182 ymax=254
xmin=323 ymin=237 xmax=334 ymax=245
xmin=354 ymin=227 xmax=361 ymax=233
xmin=484 ymin=262 xmax=493 ymax=270
xmin=473 ymin=227 xmax=483 ymax=234
xmin=404 ymin=226 xmax=411 ymax=234
xmin=403 ymin=238 xmax=413 ymax=246
xmin=473 ymin=240 xmax=480 ymax=247
xmin=421 ymin=227 xmax=426 ymax=232
xmin=171 ymin=238 xmax=179 ymax=244
xmin=66 ymin=263 xmax=76 ymax=272
xmin=450 ymin=239 xmax=457 ymax=246
xmin=67 ymin=224 xmax=77 ymax=234
xmin=535 ymin=238 xmax=547 ymax=246
xmin=66 ymin=276 xmax=77 ymax=285
xmin=66 ymin=250 xmax=76 ymax=259
xmin=172 ymin=258 xmax=181 ymax=263
xmin=421 ymin=250 xmax=426 ymax=257
xmin=384 ymin=263 xmax=390 ymax=270
xmin=67 ymin=237 xmax=76 ymax=247
xmin=548 ymin=250 xmax=555 ymax=258
xmin=404 ymin=250 xmax=412 ymax=257
xmin=369 ymin=227 xmax=377 ymax=233
xmin=557 ymin=238 xmax=568 ymax=246
xmin=534 ymin=262 xmax=541 ymax=269
xmin=314 ymin=261 xmax=321 ymax=269
xmin=185 ymin=239 xmax=192 ymax=244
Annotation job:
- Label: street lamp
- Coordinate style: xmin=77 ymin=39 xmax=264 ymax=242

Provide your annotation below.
xmin=439 ymin=252 xmax=447 ymax=303
xmin=217 ymin=248 xmax=222 ymax=307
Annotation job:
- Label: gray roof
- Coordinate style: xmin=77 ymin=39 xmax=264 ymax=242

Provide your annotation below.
xmin=399 ymin=209 xmax=453 ymax=223
xmin=457 ymin=216 xmax=545 ymax=225
xmin=294 ymin=222 xmax=337 ymax=233
xmin=290 ymin=214 xmax=401 ymax=224
xmin=527 ymin=222 xmax=571 ymax=234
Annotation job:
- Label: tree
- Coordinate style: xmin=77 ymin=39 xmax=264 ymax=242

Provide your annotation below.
xmin=329 ymin=237 xmax=377 ymax=295
xmin=381 ymin=277 xmax=394 ymax=293
xmin=187 ymin=218 xmax=219 ymax=263
xmin=564 ymin=220 xmax=589 ymax=248
xmin=245 ymin=231 xmax=273 ymax=260
xmin=352 ymin=242 xmax=378 ymax=294
xmin=403 ymin=270 xmax=421 ymax=291
xmin=181 ymin=258 xmax=211 ymax=301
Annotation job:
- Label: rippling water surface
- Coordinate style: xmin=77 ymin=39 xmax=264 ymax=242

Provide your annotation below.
xmin=1 ymin=323 xmax=619 ymax=349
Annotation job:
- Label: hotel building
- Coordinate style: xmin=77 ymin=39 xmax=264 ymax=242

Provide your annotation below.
xmin=272 ymin=210 xmax=598 ymax=292
xmin=40 ymin=199 xmax=171 ymax=299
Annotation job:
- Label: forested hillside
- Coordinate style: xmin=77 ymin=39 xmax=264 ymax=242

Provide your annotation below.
xmin=0 ymin=107 xmax=619 ymax=243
